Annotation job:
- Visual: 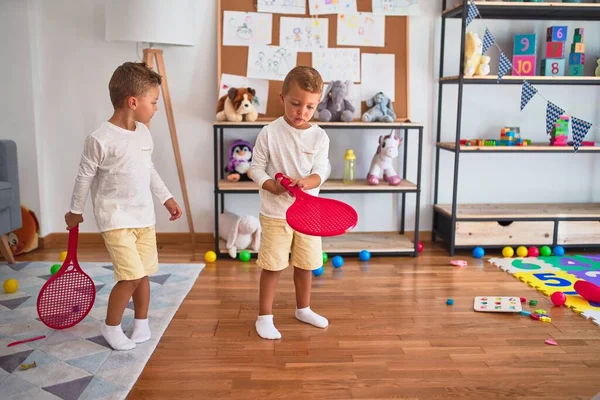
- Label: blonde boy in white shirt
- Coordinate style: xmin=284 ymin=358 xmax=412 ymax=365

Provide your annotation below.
xmin=65 ymin=62 xmax=182 ymax=351
xmin=248 ymin=66 xmax=330 ymax=340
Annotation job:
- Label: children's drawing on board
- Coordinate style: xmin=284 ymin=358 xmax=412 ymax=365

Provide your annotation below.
xmin=372 ymin=0 xmax=419 ymax=16
xmin=223 ymin=11 xmax=272 ymax=46
xmin=257 ymin=0 xmax=306 ymax=14
xmin=309 ymin=0 xmax=357 ymax=15
xmin=247 ymin=46 xmax=298 ymax=81
xmin=280 ymin=18 xmax=329 ymax=51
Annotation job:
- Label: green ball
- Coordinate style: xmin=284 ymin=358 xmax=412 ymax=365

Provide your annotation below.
xmin=540 ymin=246 xmax=552 ymax=257
xmin=239 ymin=250 xmax=251 ymax=262
xmin=50 ymin=264 xmax=61 ymax=275
xmin=322 ymin=252 xmax=328 ymax=263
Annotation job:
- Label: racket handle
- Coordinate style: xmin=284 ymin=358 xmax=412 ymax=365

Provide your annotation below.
xmin=274 ymin=172 xmax=299 ymax=196
xmin=67 ymin=224 xmax=79 ymax=262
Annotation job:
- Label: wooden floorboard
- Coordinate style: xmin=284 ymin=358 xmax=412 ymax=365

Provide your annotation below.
xmin=16 ymin=242 xmax=600 ymax=399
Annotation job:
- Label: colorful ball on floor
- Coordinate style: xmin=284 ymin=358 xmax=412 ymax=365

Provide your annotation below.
xmin=502 ymin=246 xmax=514 ymax=258
xmin=50 ymin=264 xmax=61 ymax=275
xmin=472 ymin=246 xmax=485 ymax=259
xmin=204 ymin=251 xmax=217 ymax=263
xmin=540 ymin=246 xmax=552 ymax=257
xmin=528 ymin=246 xmax=539 ymax=257
xmin=358 ymin=250 xmax=371 ymax=262
xmin=332 ymin=255 xmax=344 ymax=268
xmin=553 ymin=246 xmax=565 ymax=256
xmin=516 ymin=246 xmax=528 ymax=257
xmin=322 ymin=252 xmax=328 ymax=264
xmin=550 ymin=291 xmax=567 ymax=306
xmin=3 ymin=278 xmax=18 ymax=294
xmin=312 ymin=266 xmax=324 ymax=276
xmin=59 ymin=251 xmax=68 ymax=262
xmin=239 ymin=250 xmax=251 ymax=262
xmin=417 ymin=241 xmax=423 ymax=253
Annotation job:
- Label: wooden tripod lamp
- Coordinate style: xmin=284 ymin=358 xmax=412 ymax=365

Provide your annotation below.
xmin=105 ymin=0 xmax=197 ymax=246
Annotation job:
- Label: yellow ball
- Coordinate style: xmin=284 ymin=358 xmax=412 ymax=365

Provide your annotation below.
xmin=204 ymin=251 xmax=217 ymax=263
xmin=502 ymin=246 xmax=514 ymax=258
xmin=59 ymin=251 xmax=68 ymax=262
xmin=3 ymin=278 xmax=18 ymax=294
xmin=516 ymin=246 xmax=528 ymax=257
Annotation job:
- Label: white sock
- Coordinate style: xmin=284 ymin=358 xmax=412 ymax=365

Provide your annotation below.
xmin=295 ymin=306 xmax=328 ymax=329
xmin=255 ymin=315 xmax=281 ymax=340
xmin=130 ymin=318 xmax=151 ymax=344
xmin=101 ymin=322 xmax=136 ymax=351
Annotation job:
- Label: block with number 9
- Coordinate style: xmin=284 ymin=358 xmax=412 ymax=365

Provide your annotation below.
xmin=514 ymin=34 xmax=536 ymax=56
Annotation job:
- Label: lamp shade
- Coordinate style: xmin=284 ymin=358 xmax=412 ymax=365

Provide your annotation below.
xmin=105 ymin=0 xmax=196 ymax=46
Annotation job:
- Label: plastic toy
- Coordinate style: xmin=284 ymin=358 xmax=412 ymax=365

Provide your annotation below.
xmin=359 ymin=250 xmax=371 ymax=262
xmin=553 ymin=245 xmax=565 ymax=256
xmin=545 ymin=339 xmax=558 ymax=346
xmin=472 ymin=246 xmax=485 ymax=259
xmin=451 ymin=260 xmax=467 ymax=267
xmin=529 ymin=299 xmax=538 ymax=306
xmin=312 ymin=266 xmax=324 ymax=276
xmin=361 ymin=92 xmax=396 ymax=122
xmin=463 ymin=31 xmax=491 ymax=77
xmin=550 ymin=291 xmax=567 ymax=306
xmin=204 ymin=251 xmax=217 ymax=263
xmin=540 ymin=246 xmax=552 ymax=257
xmin=550 ymin=115 xmax=569 ymax=146
xmin=50 ymin=264 xmax=61 ymax=275
xmin=568 ymin=29 xmax=585 ymax=77
xmin=520 ymin=297 xmax=526 ymax=303
xmin=332 ymin=255 xmax=344 ymax=268
xmin=520 ymin=310 xmax=531 ymax=316
xmin=528 ymin=246 xmax=539 ymax=257
xmin=446 ymin=299 xmax=454 ymax=305
xmin=502 ymin=246 xmax=514 ymax=258
xmin=239 ymin=250 xmax=251 ymax=262
xmin=343 ymin=149 xmax=356 ymax=184
xmin=417 ymin=241 xmax=423 ymax=253
xmin=516 ymin=246 xmax=528 ymax=257
xmin=3 ymin=278 xmax=18 ymax=294
xmin=218 ymin=211 xmax=261 ymax=259
xmin=574 ymin=280 xmax=600 ymax=303
xmin=59 ymin=251 xmax=68 ymax=262
xmin=367 ymin=130 xmax=403 ymax=186
xmin=316 ymin=80 xmax=355 ymax=122
xmin=322 ymin=252 xmax=328 ymax=263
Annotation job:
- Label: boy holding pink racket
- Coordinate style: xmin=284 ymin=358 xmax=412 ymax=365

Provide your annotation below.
xmin=64 ymin=62 xmax=182 ymax=350
xmin=248 ymin=66 xmax=331 ymax=340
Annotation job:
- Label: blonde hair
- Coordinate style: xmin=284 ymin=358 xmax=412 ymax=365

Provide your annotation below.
xmin=108 ymin=62 xmax=162 ymax=108
xmin=282 ymin=66 xmax=324 ymax=95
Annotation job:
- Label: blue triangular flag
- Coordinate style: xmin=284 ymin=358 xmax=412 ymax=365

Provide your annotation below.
xmin=497 ymin=52 xmax=512 ymax=82
xmin=466 ymin=1 xmax=479 ymax=25
xmin=571 ymin=116 xmax=593 ymax=152
xmin=545 ymin=102 xmax=565 ymax=137
xmin=482 ymin=28 xmax=495 ymax=54
xmin=520 ymin=80 xmax=537 ymax=111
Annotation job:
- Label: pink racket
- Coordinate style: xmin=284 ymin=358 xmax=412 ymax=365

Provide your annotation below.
xmin=275 ymin=173 xmax=358 ymax=237
xmin=37 ymin=225 xmax=95 ymax=329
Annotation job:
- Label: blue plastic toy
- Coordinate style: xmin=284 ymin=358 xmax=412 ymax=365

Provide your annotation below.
xmin=332 ymin=256 xmax=344 ymax=268
xmin=358 ymin=250 xmax=371 ymax=262
xmin=312 ymin=266 xmax=324 ymax=276
xmin=553 ymin=245 xmax=565 ymax=256
xmin=446 ymin=299 xmax=454 ymax=305
xmin=472 ymin=246 xmax=485 ymax=259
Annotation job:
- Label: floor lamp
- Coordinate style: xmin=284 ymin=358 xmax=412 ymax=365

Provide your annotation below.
xmin=105 ymin=0 xmax=197 ymax=247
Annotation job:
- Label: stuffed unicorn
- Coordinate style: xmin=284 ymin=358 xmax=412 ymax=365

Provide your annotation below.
xmin=367 ymin=130 xmax=403 ymax=186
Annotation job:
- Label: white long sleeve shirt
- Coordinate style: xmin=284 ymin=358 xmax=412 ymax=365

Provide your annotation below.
xmin=249 ymin=117 xmax=330 ymax=219
xmin=69 ymin=121 xmax=173 ymax=232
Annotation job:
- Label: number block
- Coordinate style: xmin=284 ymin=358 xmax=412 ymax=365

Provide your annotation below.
xmin=546 ymin=26 xmax=567 ymax=42
xmin=573 ymin=34 xmax=584 ymax=44
xmin=569 ymin=64 xmax=584 ymax=76
xmin=513 ymin=55 xmax=536 ymax=76
xmin=513 ymin=34 xmax=537 ymax=56
xmin=541 ymin=58 xmax=565 ymax=76
xmin=569 ymin=52 xmax=585 ymax=65
xmin=545 ymin=42 xmax=564 ymax=58
xmin=571 ymin=43 xmax=585 ymax=53
xmin=575 ymin=28 xmax=584 ymax=36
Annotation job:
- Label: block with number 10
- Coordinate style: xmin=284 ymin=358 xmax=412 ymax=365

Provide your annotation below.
xmin=513 ymin=34 xmax=536 ymax=76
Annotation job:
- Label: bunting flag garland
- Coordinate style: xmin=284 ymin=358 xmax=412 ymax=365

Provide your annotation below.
xmin=546 ymin=102 xmax=565 ymax=137
xmin=520 ymin=80 xmax=537 ymax=111
xmin=497 ymin=52 xmax=512 ymax=82
xmin=482 ymin=28 xmax=495 ymax=54
xmin=572 ymin=117 xmax=593 ymax=152
xmin=466 ymin=1 xmax=479 ymax=26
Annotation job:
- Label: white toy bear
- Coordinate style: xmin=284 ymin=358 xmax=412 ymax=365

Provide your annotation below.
xmin=464 ymin=31 xmax=491 ymax=77
xmin=218 ymin=212 xmax=261 ymax=259
xmin=367 ymin=130 xmax=403 ymax=186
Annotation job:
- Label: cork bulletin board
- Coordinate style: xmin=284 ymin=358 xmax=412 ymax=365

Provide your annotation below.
xmin=217 ymin=0 xmax=410 ymax=121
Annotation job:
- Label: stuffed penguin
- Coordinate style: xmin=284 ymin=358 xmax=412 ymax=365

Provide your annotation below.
xmin=225 ymin=139 xmax=253 ymax=182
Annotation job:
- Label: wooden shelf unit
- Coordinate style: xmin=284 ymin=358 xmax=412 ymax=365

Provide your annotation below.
xmin=213 ymin=122 xmax=424 ymax=258
xmin=433 ymin=0 xmax=600 ymax=255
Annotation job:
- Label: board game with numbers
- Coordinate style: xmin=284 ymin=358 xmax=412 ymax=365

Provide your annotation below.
xmin=474 ymin=296 xmax=523 ymax=312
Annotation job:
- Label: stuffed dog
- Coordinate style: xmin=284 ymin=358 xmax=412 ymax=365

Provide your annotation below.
xmin=218 ymin=212 xmax=261 ymax=259
xmin=216 ymin=87 xmax=259 ymax=122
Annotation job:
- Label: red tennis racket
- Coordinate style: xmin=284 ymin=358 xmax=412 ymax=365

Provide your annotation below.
xmin=37 ymin=225 xmax=96 ymax=329
xmin=275 ymin=173 xmax=358 ymax=237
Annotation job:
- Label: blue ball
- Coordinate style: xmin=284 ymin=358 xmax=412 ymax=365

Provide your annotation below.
xmin=553 ymin=245 xmax=565 ymax=256
xmin=332 ymin=256 xmax=344 ymax=268
xmin=472 ymin=246 xmax=485 ymax=259
xmin=312 ymin=266 xmax=324 ymax=276
xmin=358 ymin=250 xmax=371 ymax=262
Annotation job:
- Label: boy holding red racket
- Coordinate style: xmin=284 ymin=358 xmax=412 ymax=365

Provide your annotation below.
xmin=248 ymin=66 xmax=330 ymax=340
xmin=64 ymin=62 xmax=182 ymax=350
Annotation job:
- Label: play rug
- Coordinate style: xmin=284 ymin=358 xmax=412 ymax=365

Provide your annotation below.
xmin=488 ymin=254 xmax=600 ymax=326
xmin=0 ymin=261 xmax=203 ymax=399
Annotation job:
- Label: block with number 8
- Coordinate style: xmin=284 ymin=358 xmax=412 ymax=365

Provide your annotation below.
xmin=541 ymin=58 xmax=565 ymax=76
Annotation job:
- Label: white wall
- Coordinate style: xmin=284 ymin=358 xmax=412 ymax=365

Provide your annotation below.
xmin=3 ymin=0 xmax=599 ymax=236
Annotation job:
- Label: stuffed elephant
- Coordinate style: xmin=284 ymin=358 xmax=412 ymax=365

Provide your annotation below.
xmin=362 ymin=92 xmax=396 ymax=123
xmin=218 ymin=212 xmax=261 ymax=259
xmin=316 ymin=80 xmax=355 ymax=122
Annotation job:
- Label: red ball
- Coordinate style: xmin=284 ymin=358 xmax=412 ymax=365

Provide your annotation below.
xmin=417 ymin=241 xmax=423 ymax=253
xmin=550 ymin=291 xmax=567 ymax=306
xmin=528 ymin=246 xmax=540 ymax=257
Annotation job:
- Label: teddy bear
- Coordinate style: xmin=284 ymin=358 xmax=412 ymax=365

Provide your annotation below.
xmin=367 ymin=130 xmax=403 ymax=186
xmin=362 ymin=92 xmax=396 ymax=123
xmin=216 ymin=87 xmax=258 ymax=122
xmin=225 ymin=139 xmax=253 ymax=182
xmin=218 ymin=212 xmax=261 ymax=259
xmin=316 ymin=80 xmax=355 ymax=122
xmin=464 ymin=31 xmax=491 ymax=77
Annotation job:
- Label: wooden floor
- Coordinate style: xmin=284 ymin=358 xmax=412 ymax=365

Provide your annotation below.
xmin=19 ymin=242 xmax=600 ymax=399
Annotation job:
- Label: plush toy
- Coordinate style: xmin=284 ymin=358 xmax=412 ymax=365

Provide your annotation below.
xmin=595 ymin=58 xmax=600 ymax=77
xmin=367 ymin=130 xmax=403 ymax=186
xmin=7 ymin=205 xmax=39 ymax=256
xmin=362 ymin=92 xmax=396 ymax=123
xmin=316 ymin=80 xmax=355 ymax=122
xmin=464 ymin=31 xmax=491 ymax=77
xmin=218 ymin=212 xmax=261 ymax=259
xmin=225 ymin=139 xmax=253 ymax=182
xmin=216 ymin=87 xmax=259 ymax=122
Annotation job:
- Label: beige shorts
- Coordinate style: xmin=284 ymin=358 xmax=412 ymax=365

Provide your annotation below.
xmin=256 ymin=214 xmax=322 ymax=272
xmin=101 ymin=226 xmax=158 ymax=281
